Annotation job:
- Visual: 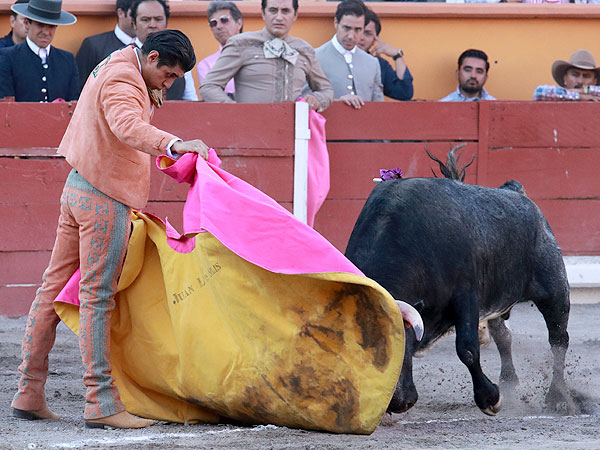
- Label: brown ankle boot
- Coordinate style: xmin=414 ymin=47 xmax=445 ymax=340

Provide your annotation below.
xmin=13 ymin=406 xmax=60 ymax=421
xmin=85 ymin=411 xmax=155 ymax=429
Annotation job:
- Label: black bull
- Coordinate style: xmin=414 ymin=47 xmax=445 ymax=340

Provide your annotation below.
xmin=345 ymin=173 xmax=573 ymax=415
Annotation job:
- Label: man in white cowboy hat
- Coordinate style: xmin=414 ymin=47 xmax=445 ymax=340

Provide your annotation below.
xmin=0 ymin=0 xmax=80 ymax=102
xmin=533 ymin=49 xmax=600 ymax=101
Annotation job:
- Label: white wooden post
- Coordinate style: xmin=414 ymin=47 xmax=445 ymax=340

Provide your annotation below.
xmin=293 ymin=102 xmax=311 ymax=223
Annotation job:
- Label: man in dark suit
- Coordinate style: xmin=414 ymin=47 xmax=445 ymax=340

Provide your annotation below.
xmin=0 ymin=0 xmax=28 ymax=48
xmin=0 ymin=0 xmax=79 ymax=102
xmin=75 ymin=0 xmax=136 ymax=90
xmin=130 ymin=0 xmax=198 ymax=101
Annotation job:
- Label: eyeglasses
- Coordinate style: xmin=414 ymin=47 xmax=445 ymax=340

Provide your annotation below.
xmin=209 ymin=15 xmax=231 ymax=28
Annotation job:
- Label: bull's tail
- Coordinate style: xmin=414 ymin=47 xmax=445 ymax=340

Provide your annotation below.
xmin=425 ymin=144 xmax=475 ymax=182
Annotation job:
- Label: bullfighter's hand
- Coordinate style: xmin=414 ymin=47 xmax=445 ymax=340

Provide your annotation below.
xmin=172 ymin=139 xmax=210 ymax=160
xmin=339 ymin=93 xmax=365 ymax=109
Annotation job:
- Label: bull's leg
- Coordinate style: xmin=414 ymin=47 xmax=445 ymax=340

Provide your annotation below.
xmin=488 ymin=317 xmax=519 ymax=390
xmin=388 ymin=332 xmax=419 ymax=414
xmin=531 ymin=295 xmax=577 ymax=414
xmin=452 ymin=293 xmax=501 ymax=415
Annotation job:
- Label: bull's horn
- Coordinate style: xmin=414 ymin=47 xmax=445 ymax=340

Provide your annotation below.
xmin=395 ymin=300 xmax=424 ymax=341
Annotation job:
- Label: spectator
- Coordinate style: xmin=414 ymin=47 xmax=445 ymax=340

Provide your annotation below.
xmin=440 ymin=49 xmax=496 ymax=101
xmin=197 ymin=1 xmax=243 ymax=99
xmin=0 ymin=0 xmax=79 ymax=102
xmin=313 ymin=0 xmax=383 ymax=109
xmin=358 ymin=8 xmax=413 ymax=101
xmin=533 ymin=49 xmax=600 ymax=101
xmin=200 ymin=0 xmax=333 ymax=112
xmin=75 ymin=0 xmax=136 ymax=90
xmin=0 ymin=0 xmax=28 ymax=48
xmin=130 ymin=0 xmax=198 ymax=101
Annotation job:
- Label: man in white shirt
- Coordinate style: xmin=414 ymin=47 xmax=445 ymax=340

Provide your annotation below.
xmin=130 ymin=0 xmax=198 ymax=101
xmin=75 ymin=0 xmax=137 ymax=89
xmin=312 ymin=0 xmax=383 ymax=109
xmin=439 ymin=49 xmax=496 ymax=102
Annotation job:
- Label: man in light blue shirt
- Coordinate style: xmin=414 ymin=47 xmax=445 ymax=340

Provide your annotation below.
xmin=440 ymin=49 xmax=496 ymax=102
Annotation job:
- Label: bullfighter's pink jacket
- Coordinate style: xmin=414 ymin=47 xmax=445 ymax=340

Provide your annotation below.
xmin=58 ymin=46 xmax=177 ymax=209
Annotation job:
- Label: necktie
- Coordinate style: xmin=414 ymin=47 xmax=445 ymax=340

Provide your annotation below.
xmin=38 ymin=47 xmax=47 ymax=64
xmin=263 ymin=38 xmax=299 ymax=65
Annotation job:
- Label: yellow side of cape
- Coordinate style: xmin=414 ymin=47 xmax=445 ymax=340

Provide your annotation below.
xmin=56 ymin=212 xmax=405 ymax=434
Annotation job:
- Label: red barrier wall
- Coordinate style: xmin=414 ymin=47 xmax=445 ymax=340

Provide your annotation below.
xmin=1 ymin=101 xmax=599 ymax=316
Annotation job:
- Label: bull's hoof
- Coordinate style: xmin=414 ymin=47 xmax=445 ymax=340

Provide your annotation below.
xmin=386 ymin=402 xmax=416 ymax=414
xmin=387 ymin=397 xmax=417 ymax=414
xmin=545 ymin=385 xmax=580 ymax=415
xmin=480 ymin=393 xmax=502 ymax=416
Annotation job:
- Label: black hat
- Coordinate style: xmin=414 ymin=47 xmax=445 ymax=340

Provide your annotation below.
xmin=11 ymin=0 xmax=77 ymax=26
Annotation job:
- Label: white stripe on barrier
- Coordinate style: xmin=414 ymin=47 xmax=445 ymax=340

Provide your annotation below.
xmin=293 ymin=101 xmax=310 ymax=224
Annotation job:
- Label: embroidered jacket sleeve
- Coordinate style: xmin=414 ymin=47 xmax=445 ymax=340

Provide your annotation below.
xmin=101 ymin=75 xmax=176 ymax=155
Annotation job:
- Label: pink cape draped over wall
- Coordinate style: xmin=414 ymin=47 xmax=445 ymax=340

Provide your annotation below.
xmin=306 ymin=106 xmax=329 ymax=228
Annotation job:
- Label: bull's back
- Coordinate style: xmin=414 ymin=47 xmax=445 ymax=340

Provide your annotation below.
xmin=345 ymin=178 xmax=554 ymax=308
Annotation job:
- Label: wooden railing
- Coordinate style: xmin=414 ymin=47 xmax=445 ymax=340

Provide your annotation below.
xmin=1 ymin=101 xmax=599 ymax=316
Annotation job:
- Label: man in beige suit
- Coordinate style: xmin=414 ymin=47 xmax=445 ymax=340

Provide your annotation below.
xmin=11 ymin=30 xmax=209 ymax=429
xmin=200 ymin=0 xmax=333 ymax=112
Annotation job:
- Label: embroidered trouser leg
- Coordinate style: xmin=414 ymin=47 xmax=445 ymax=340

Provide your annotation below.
xmin=13 ymin=169 xmax=131 ymax=419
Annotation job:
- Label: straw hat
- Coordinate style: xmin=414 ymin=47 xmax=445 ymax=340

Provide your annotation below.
xmin=11 ymin=0 xmax=76 ymax=26
xmin=551 ymin=49 xmax=600 ymax=87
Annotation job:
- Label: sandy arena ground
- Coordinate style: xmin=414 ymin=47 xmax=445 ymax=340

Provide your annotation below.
xmin=1 ymin=301 xmax=599 ymax=449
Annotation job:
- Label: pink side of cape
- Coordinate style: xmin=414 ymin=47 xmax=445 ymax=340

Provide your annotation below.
xmin=55 ymin=147 xmax=360 ymax=307
xmin=306 ymin=108 xmax=329 ymax=228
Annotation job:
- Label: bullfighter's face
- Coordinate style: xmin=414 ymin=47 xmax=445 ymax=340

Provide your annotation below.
xmin=141 ymin=50 xmax=184 ymax=91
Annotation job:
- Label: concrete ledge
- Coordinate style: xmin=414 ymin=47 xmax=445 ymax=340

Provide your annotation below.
xmin=564 ymin=256 xmax=600 ymax=288
xmin=564 ymin=256 xmax=600 ymax=304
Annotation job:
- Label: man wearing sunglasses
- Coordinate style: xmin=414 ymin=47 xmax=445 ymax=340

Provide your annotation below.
xmin=197 ymin=1 xmax=243 ymax=99
xmin=200 ymin=0 xmax=333 ymax=112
